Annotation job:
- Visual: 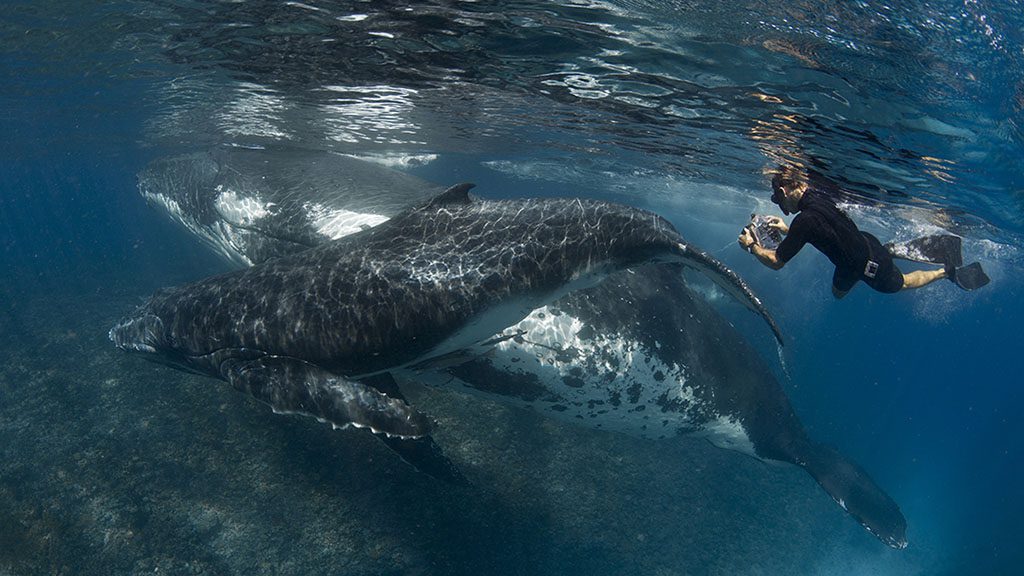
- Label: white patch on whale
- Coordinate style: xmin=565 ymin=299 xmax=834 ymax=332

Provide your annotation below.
xmin=214 ymin=187 xmax=275 ymax=225
xmin=701 ymin=415 xmax=756 ymax=455
xmin=302 ymin=201 xmax=390 ymax=239
xmin=399 ymin=266 xmax=625 ymax=377
xmin=486 ymin=305 xmax=697 ymax=438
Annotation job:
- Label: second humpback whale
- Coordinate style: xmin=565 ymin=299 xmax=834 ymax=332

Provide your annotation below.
xmin=137 ymin=146 xmax=442 ymax=265
xmin=123 ymin=150 xmax=907 ymax=548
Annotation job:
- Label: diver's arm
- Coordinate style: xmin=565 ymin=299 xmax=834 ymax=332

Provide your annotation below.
xmin=738 ymin=229 xmax=785 ymax=270
xmin=750 ymin=243 xmax=786 ymax=270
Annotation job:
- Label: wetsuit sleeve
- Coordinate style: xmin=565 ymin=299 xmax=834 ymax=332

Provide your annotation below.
xmin=775 ymin=213 xmax=812 ymax=263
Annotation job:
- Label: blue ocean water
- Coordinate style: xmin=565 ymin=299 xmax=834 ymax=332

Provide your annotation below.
xmin=1 ymin=1 xmax=1022 ymax=574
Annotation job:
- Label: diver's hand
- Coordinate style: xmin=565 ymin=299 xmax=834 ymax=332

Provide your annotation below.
xmin=738 ymin=227 xmax=756 ymax=252
xmin=765 ymin=215 xmax=789 ymax=234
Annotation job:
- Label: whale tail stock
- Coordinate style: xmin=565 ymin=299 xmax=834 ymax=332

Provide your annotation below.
xmin=799 ymin=442 xmax=908 ymax=549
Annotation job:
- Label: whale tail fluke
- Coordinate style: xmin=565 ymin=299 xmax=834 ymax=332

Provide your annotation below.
xmin=800 ymin=442 xmax=908 ymax=549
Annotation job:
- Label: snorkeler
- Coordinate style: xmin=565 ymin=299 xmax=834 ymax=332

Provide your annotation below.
xmin=737 ymin=166 xmax=990 ymax=298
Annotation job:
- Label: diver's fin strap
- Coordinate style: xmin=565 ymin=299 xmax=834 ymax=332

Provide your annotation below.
xmin=221 ymin=357 xmax=431 ymax=438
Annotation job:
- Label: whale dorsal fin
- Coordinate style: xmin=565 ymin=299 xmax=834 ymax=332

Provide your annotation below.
xmin=425 ymin=182 xmax=475 ymax=209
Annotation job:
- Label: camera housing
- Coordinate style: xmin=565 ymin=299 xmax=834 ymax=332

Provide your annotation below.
xmin=749 ymin=214 xmax=783 ymax=250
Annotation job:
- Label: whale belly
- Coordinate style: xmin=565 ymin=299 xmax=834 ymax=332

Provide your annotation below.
xmin=416 ymin=305 xmax=753 ymax=452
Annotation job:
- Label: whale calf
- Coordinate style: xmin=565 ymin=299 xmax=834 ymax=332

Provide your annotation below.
xmin=127 ymin=150 xmax=907 ymax=548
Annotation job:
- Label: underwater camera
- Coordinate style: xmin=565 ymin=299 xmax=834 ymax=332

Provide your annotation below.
xmin=749 ymin=214 xmax=783 ymax=250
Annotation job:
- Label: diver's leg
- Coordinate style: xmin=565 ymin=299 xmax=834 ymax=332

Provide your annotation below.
xmin=900 ymin=267 xmax=947 ymax=290
xmin=831 ymin=267 xmax=857 ymax=299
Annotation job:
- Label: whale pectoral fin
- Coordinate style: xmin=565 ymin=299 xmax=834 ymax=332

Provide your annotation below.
xmin=357 ymin=373 xmax=468 ymax=485
xmin=800 ymin=443 xmax=908 ymax=549
xmin=673 ymin=245 xmax=785 ymax=346
xmin=377 ymin=434 xmax=469 ymax=485
xmin=221 ymin=357 xmax=431 ymax=439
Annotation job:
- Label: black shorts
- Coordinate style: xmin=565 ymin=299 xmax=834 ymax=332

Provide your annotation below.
xmin=832 ymin=233 xmax=904 ymax=294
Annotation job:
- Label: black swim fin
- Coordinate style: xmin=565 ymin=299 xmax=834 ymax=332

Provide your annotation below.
xmin=885 ymin=234 xmax=963 ymax=268
xmin=950 ymin=262 xmax=990 ymax=291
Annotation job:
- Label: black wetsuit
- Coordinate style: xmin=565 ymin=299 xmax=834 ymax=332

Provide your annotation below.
xmin=776 ymin=189 xmax=903 ymax=294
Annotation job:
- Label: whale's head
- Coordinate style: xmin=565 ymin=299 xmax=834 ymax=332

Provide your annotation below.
xmin=110 ymin=310 xmax=218 ymax=377
xmin=109 ymin=311 xmax=167 ymax=357
xmin=138 ymin=151 xmax=266 ymax=266
xmin=108 ymin=309 xmax=207 ymax=375
xmin=138 ymin=152 xmax=221 ymax=228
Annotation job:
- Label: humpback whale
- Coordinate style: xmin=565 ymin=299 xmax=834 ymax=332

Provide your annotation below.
xmin=435 ymin=264 xmax=906 ymax=548
xmin=137 ymin=147 xmax=441 ymax=265
xmin=125 ymin=150 xmax=907 ymax=548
